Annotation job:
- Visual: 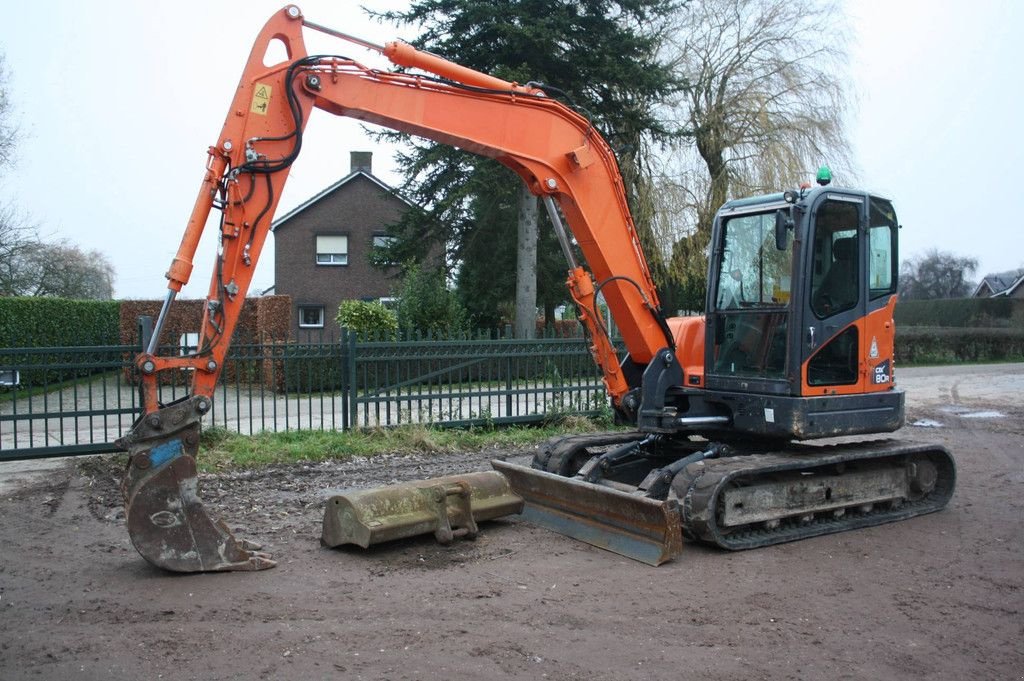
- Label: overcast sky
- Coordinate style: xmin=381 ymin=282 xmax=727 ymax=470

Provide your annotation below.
xmin=1 ymin=0 xmax=1020 ymax=300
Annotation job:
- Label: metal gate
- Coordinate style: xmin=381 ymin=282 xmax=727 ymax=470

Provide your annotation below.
xmin=0 ymin=344 xmax=141 ymax=461
xmin=1 ymin=330 xmax=611 ymax=462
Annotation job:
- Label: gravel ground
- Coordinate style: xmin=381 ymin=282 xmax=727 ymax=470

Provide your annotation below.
xmin=0 ymin=365 xmax=1021 ymax=680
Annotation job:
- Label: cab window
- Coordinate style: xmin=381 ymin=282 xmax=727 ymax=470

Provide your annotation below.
xmin=716 ymin=212 xmax=793 ymax=310
xmin=810 ymin=200 xmax=860 ymax=318
xmin=869 ymin=198 xmax=898 ymax=299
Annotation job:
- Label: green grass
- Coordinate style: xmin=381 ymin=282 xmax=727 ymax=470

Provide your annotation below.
xmin=198 ymin=413 xmax=614 ymax=471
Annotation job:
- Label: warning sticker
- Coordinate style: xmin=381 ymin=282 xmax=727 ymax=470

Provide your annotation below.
xmin=250 ymin=83 xmax=272 ymax=115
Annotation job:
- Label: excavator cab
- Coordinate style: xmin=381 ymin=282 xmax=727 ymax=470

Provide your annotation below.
xmin=700 ymin=186 xmax=904 ymax=439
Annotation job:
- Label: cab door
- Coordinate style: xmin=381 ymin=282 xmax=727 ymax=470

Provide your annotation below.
xmin=861 ymin=197 xmax=900 ymax=391
xmin=800 ymin=193 xmax=867 ymax=395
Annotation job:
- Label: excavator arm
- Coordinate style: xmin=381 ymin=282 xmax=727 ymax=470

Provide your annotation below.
xmin=120 ymin=5 xmax=674 ymax=572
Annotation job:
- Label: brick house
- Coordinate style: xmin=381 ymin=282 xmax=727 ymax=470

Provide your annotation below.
xmin=271 ymin=152 xmax=410 ymax=335
xmin=972 ymin=268 xmax=1024 ymax=299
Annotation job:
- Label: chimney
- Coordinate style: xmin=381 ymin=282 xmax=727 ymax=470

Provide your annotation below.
xmin=350 ymin=151 xmax=373 ymax=175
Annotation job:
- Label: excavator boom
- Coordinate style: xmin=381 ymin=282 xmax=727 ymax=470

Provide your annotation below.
xmin=122 ymin=5 xmax=675 ymax=572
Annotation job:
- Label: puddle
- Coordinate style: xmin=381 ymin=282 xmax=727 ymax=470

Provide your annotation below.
xmin=911 ymin=419 xmax=944 ymax=428
xmin=938 ymin=406 xmax=1005 ymax=419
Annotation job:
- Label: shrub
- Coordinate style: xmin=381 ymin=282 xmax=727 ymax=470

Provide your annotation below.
xmin=396 ymin=263 xmax=468 ymax=336
xmin=895 ymin=298 xmax=1024 ymax=328
xmin=0 ymin=297 xmax=120 ymax=348
xmin=336 ymin=300 xmax=398 ymax=338
xmin=896 ymin=327 xmax=1024 ymax=364
xmin=0 ymin=297 xmax=121 ymax=387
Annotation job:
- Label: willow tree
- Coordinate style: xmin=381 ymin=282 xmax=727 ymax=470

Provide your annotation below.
xmin=373 ymin=0 xmax=678 ymax=336
xmin=0 ymin=52 xmax=39 ymax=298
xmin=0 ymin=53 xmax=16 ymax=170
xmin=659 ymin=0 xmax=854 ymax=310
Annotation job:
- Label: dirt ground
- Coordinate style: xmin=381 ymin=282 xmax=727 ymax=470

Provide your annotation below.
xmin=1 ymin=365 xmax=1022 ymax=680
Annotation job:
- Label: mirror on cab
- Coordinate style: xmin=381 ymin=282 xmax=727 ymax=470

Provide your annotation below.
xmin=774 ymin=208 xmax=793 ymax=250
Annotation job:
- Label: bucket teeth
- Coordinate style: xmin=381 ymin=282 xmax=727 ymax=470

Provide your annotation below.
xmin=120 ymin=398 xmax=275 ymax=573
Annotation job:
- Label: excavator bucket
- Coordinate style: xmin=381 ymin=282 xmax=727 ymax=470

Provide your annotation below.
xmin=118 ymin=397 xmax=275 ymax=572
xmin=321 ymin=471 xmax=523 ymax=549
xmin=491 ymin=460 xmax=683 ymax=566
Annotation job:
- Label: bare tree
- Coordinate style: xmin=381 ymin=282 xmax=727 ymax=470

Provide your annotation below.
xmin=0 ymin=54 xmax=115 ymax=300
xmin=0 ymin=51 xmax=39 ymax=297
xmin=899 ymin=250 xmax=978 ymax=300
xmin=0 ymin=53 xmax=17 ymax=171
xmin=0 ymin=205 xmax=40 ymax=295
xmin=658 ymin=0 xmax=854 ymax=300
xmin=12 ymin=242 xmax=115 ymax=299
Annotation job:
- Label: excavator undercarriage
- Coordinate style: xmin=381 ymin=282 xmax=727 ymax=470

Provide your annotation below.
xmin=492 ymin=432 xmax=955 ymax=564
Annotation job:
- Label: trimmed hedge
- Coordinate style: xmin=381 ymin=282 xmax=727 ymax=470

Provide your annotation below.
xmin=118 ymin=295 xmax=292 ymax=347
xmin=0 ymin=297 xmax=120 ymax=348
xmin=896 ymin=327 xmax=1024 ymax=364
xmin=895 ymin=298 xmax=1024 ymax=328
xmin=0 ymin=297 xmax=122 ymax=388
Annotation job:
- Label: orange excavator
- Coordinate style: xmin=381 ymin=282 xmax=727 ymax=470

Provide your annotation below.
xmin=117 ymin=6 xmax=954 ymax=572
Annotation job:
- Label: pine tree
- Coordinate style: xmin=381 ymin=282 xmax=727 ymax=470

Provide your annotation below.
xmin=373 ymin=0 xmax=678 ymax=333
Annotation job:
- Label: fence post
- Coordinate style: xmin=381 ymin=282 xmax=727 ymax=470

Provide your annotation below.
xmin=337 ymin=328 xmax=347 ymax=430
xmin=346 ymin=328 xmax=358 ymax=430
xmin=505 ymin=355 xmax=513 ymax=418
xmin=138 ymin=315 xmax=154 ymax=352
xmin=136 ymin=315 xmax=153 ymax=411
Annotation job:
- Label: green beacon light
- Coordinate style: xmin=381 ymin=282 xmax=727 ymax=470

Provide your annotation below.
xmin=816 ymin=166 xmax=832 ymax=186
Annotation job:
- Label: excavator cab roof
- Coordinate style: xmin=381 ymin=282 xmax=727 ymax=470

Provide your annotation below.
xmin=720 ymin=192 xmax=788 ymax=211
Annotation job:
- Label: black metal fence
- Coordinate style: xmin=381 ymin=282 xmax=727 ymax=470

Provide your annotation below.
xmin=0 ymin=330 xmax=613 ymax=462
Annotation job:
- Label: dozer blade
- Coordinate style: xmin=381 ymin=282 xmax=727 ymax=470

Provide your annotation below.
xmin=117 ymin=397 xmax=275 ymax=573
xmin=491 ymin=460 xmax=683 ymax=566
xmin=322 ymin=471 xmax=523 ymax=549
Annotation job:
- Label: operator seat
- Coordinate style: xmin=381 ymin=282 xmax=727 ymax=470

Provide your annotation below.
xmin=813 ymin=237 xmax=857 ymax=315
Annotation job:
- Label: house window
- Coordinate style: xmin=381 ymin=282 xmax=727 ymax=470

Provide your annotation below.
xmin=298 ymin=305 xmax=325 ymax=328
xmin=372 ymin=235 xmax=397 ymax=249
xmin=316 ymin=235 xmax=348 ymax=265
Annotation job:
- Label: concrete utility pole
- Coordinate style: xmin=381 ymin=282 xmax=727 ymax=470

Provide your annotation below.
xmin=514 ymin=185 xmax=538 ymax=339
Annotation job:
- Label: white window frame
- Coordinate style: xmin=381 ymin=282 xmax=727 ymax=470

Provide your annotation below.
xmin=298 ymin=305 xmax=326 ymax=328
xmin=316 ymin=235 xmax=348 ymax=266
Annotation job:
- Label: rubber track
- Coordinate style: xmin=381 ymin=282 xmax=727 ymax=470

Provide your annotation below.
xmin=672 ymin=439 xmax=956 ymax=550
xmin=532 ymin=432 xmax=648 ymax=475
